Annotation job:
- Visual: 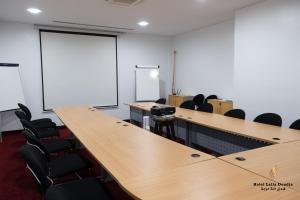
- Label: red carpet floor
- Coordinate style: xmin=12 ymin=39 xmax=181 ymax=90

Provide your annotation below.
xmin=0 ymin=129 xmax=133 ymax=200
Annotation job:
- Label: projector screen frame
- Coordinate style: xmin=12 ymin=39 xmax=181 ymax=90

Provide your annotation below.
xmin=39 ymin=29 xmax=119 ymax=111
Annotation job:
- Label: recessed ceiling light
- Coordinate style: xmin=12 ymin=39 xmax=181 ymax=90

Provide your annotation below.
xmin=27 ymin=8 xmax=42 ymax=14
xmin=138 ymin=21 xmax=149 ymax=27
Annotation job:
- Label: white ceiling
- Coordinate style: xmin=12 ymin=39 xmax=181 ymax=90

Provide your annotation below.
xmin=0 ymin=0 xmax=264 ymax=35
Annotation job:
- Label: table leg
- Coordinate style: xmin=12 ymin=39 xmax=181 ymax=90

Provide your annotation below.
xmin=129 ymin=107 xmax=133 ymax=124
xmin=170 ymin=122 xmax=176 ymax=140
xmin=186 ymin=122 xmax=191 ymax=147
xmin=154 ymin=123 xmax=159 ymax=134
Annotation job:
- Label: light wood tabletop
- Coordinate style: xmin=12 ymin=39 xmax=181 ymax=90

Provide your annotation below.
xmin=127 ymin=102 xmax=300 ymax=144
xmin=220 ymin=140 xmax=300 ymax=191
xmin=54 ymin=107 xmax=215 ymax=187
xmin=123 ymin=159 xmax=300 ymax=200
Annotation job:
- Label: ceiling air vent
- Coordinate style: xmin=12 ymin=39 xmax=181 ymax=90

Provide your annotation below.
xmin=105 ymin=0 xmax=143 ymax=6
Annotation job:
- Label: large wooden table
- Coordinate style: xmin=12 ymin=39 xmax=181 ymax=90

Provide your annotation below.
xmin=127 ymin=102 xmax=300 ymax=144
xmin=123 ymin=159 xmax=300 ymax=200
xmin=54 ymin=106 xmax=300 ymax=199
xmin=54 ymin=107 xmax=214 ymax=185
xmin=220 ymin=140 xmax=300 ymax=191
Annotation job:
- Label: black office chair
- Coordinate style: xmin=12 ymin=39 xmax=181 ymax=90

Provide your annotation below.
xmin=18 ymin=103 xmax=56 ymax=129
xmin=21 ymin=145 xmax=92 ymax=192
xmin=193 ymin=94 xmax=205 ymax=107
xmin=155 ymin=98 xmax=166 ymax=104
xmin=15 ymin=110 xmax=29 ymax=121
xmin=20 ymin=119 xmax=59 ymax=139
xmin=180 ymin=100 xmax=195 ymax=110
xmin=153 ymin=118 xmax=176 ymax=140
xmin=254 ymin=113 xmax=282 ymax=127
xmin=196 ymin=103 xmax=213 ymax=113
xmin=15 ymin=110 xmax=56 ymax=129
xmin=45 ymin=178 xmax=110 ymax=200
xmin=224 ymin=109 xmax=246 ymax=120
xmin=290 ymin=119 xmax=300 ymax=130
xmin=22 ymin=130 xmax=74 ymax=160
xmin=204 ymin=95 xmax=218 ymax=104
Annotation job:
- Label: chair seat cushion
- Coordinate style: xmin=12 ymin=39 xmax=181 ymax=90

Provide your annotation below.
xmin=43 ymin=140 xmax=74 ymax=153
xmin=37 ymin=128 xmax=60 ymax=138
xmin=32 ymin=118 xmax=52 ymax=124
xmin=49 ymin=154 xmax=92 ymax=178
xmin=45 ymin=178 xmax=110 ymax=200
xmin=32 ymin=120 xmax=57 ymax=129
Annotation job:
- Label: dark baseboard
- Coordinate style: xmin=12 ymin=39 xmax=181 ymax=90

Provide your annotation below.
xmin=1 ymin=130 xmax=21 ymax=135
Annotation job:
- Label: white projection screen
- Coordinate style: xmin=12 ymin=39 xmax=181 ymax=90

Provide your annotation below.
xmin=40 ymin=30 xmax=118 ymax=111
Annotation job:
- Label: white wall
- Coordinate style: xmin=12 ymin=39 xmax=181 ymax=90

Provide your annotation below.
xmin=2 ymin=0 xmax=299 ymax=131
xmin=172 ymin=0 xmax=300 ymax=127
xmin=234 ymin=0 xmax=300 ymax=126
xmin=0 ymin=21 xmax=171 ymax=131
xmin=172 ymin=20 xmax=235 ymax=99
xmin=107 ymin=33 xmax=172 ymax=119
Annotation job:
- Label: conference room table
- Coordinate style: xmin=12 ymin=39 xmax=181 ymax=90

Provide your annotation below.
xmin=123 ymin=159 xmax=300 ymax=200
xmin=54 ymin=107 xmax=214 ymax=185
xmin=54 ymin=106 xmax=300 ymax=200
xmin=220 ymin=140 xmax=300 ymax=191
xmin=127 ymin=102 xmax=300 ymax=152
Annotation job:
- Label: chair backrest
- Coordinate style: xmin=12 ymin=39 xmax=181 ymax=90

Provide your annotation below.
xmin=22 ymin=130 xmax=50 ymax=160
xmin=197 ymin=103 xmax=213 ymax=113
xmin=224 ymin=109 xmax=246 ymax=120
xmin=18 ymin=103 xmax=32 ymax=120
xmin=20 ymin=119 xmax=40 ymax=138
xmin=21 ymin=145 xmax=51 ymax=192
xmin=15 ymin=111 xmax=30 ymax=121
xmin=290 ymin=119 xmax=300 ymax=130
xmin=193 ymin=94 xmax=205 ymax=107
xmin=204 ymin=95 xmax=218 ymax=104
xmin=180 ymin=100 xmax=195 ymax=110
xmin=254 ymin=113 xmax=282 ymax=127
xmin=155 ymin=98 xmax=166 ymax=104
